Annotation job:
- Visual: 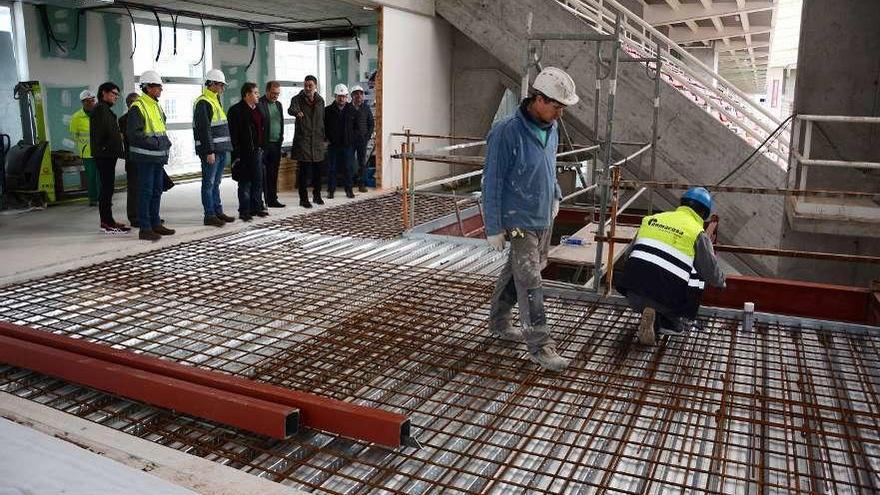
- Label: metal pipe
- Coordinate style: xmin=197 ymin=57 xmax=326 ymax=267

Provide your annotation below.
xmin=612 ymin=143 xmax=651 ymax=167
xmin=556 ymin=145 xmax=601 ymax=158
xmin=648 ymin=42 xmax=662 ymax=214
xmin=605 ymin=167 xmax=621 ymax=294
xmin=561 ymin=184 xmax=598 ymax=202
xmin=414 ymin=170 xmax=484 ymax=192
xmin=797 ymin=114 xmax=880 ymax=123
xmin=389 ymin=132 xmax=484 ymax=141
xmin=605 ymin=187 xmax=647 ymax=228
xmin=618 ymin=180 xmax=880 ymax=199
xmin=529 ymin=32 xmax=617 ymax=41
xmin=401 ymin=139 xmax=410 ymax=229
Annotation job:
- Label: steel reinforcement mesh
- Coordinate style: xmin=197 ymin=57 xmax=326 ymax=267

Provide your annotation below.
xmin=1 ymin=233 xmax=879 ymax=494
xmin=267 ymin=192 xmax=476 ymax=239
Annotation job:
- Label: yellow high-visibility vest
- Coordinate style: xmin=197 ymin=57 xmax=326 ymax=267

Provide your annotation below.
xmin=69 ymin=109 xmax=91 ymax=159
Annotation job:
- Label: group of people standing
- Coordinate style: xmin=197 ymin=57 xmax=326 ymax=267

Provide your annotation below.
xmin=71 ymin=70 xmax=374 ymax=241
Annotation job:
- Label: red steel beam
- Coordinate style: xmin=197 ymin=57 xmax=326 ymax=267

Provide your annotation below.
xmin=0 ymin=334 xmax=299 ymax=439
xmin=703 ymin=275 xmax=872 ymax=324
xmin=0 ymin=322 xmax=410 ymax=448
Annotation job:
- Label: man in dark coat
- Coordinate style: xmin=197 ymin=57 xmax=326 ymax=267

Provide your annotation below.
xmin=287 ymin=75 xmax=325 ymax=208
xmin=259 ymin=80 xmax=286 ymax=208
xmin=90 ymin=81 xmax=128 ymax=232
xmin=227 ymin=82 xmax=266 ymax=221
xmin=324 ymin=83 xmax=357 ymax=199
xmin=350 ymin=85 xmax=374 ymax=192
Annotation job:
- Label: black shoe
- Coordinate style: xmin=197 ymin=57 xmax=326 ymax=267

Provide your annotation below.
xmin=239 ymin=214 xmax=253 ymax=222
xmin=327 ymin=191 xmax=335 ymax=199
xmin=129 ymin=220 xmax=140 ymax=228
xmin=216 ymin=212 xmax=235 ymax=223
xmin=139 ymin=229 xmax=161 ymax=241
xmin=299 ymin=200 xmax=313 ymax=209
xmin=153 ymin=225 xmax=175 ymax=236
xmin=204 ymin=215 xmax=224 ymax=227
xmin=358 ymin=186 xmax=368 ymax=193
xmin=255 ymin=210 xmax=269 ymax=217
xmin=267 ymin=201 xmax=286 ymax=208
xmin=313 ymin=195 xmax=324 ymax=205
xmin=345 ymin=189 xmax=355 ymax=199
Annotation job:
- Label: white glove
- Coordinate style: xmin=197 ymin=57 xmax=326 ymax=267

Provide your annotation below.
xmin=487 ymin=233 xmax=506 ymax=251
xmin=552 ymin=200 xmax=560 ymax=219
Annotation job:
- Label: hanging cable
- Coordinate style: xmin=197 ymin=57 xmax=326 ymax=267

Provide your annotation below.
xmin=245 ymin=23 xmax=256 ymax=70
xmin=124 ymin=3 xmax=136 ymax=59
xmin=171 ymin=13 xmax=178 ymax=55
xmin=192 ymin=16 xmax=206 ymax=66
xmin=37 ymin=5 xmax=67 ymax=53
xmin=715 ymin=113 xmax=794 ymax=186
xmin=71 ymin=9 xmax=84 ymax=51
xmin=152 ymin=9 xmax=162 ymax=62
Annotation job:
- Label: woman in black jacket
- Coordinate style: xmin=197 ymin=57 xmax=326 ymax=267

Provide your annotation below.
xmin=89 ymin=81 xmax=128 ymax=232
xmin=227 ymin=82 xmax=267 ymax=221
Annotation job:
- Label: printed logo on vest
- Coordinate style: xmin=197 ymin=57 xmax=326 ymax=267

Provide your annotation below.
xmin=647 ymin=218 xmax=685 ymax=236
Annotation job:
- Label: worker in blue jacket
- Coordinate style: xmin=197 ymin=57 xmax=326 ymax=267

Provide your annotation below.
xmin=482 ymin=67 xmax=578 ymax=372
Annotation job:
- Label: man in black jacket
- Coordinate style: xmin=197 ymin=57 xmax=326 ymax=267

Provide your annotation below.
xmin=324 ymin=83 xmax=357 ymax=199
xmin=259 ymin=81 xmax=285 ymax=208
xmin=227 ymin=82 xmax=266 ymax=221
xmin=90 ymin=81 xmax=129 ymax=233
xmin=350 ymin=85 xmax=374 ymax=193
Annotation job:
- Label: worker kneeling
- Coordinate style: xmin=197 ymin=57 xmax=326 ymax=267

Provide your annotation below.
xmin=483 ymin=67 xmax=578 ymax=372
xmin=615 ymin=187 xmax=726 ymax=345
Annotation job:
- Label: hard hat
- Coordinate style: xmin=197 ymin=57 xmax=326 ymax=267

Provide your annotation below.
xmin=140 ymin=70 xmax=163 ymax=86
xmin=532 ymin=67 xmax=579 ymax=106
xmin=79 ymin=89 xmax=96 ymax=101
xmin=205 ymin=68 xmax=227 ymax=85
xmin=682 ymin=187 xmax=713 ymax=218
xmin=350 ymin=85 xmax=365 ymax=94
xmin=333 ymin=83 xmax=349 ymax=96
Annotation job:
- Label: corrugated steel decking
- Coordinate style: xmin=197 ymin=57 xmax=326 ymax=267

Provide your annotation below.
xmin=1 ymin=195 xmax=879 ymax=493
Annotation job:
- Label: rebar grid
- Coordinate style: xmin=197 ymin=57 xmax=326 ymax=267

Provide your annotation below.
xmin=266 ymin=193 xmax=477 ymax=239
xmin=1 ymin=234 xmax=879 ymax=493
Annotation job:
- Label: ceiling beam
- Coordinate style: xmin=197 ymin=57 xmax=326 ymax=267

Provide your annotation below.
xmin=668 ymin=25 xmax=771 ymax=44
xmin=644 ymin=1 xmax=773 ymax=26
xmin=721 ymin=39 xmax=770 ymax=51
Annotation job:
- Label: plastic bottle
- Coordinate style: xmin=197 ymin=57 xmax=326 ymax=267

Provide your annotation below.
xmin=560 ymin=235 xmax=587 ymax=246
xmin=742 ymin=301 xmax=755 ymax=332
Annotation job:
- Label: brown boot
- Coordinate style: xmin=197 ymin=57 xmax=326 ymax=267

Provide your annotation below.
xmin=139 ymin=229 xmax=161 ymax=241
xmin=216 ymin=212 xmax=235 ymax=223
xmin=153 ymin=225 xmax=176 ymax=236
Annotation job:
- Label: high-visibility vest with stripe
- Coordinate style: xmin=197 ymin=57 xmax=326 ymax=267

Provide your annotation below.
xmin=192 ymin=88 xmax=232 ymax=153
xmin=128 ymin=94 xmax=170 ymax=162
xmin=69 ymin=109 xmax=92 ymax=159
xmin=617 ymin=206 xmax=707 ymax=317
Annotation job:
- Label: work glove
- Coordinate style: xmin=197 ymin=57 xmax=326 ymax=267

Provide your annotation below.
xmin=487 ymin=233 xmax=506 ymax=251
xmin=552 ymin=200 xmax=560 ymax=219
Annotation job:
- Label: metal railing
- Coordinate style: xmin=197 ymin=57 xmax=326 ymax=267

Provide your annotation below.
xmin=557 ymin=0 xmax=790 ymax=167
xmin=790 ymin=114 xmax=880 ymax=191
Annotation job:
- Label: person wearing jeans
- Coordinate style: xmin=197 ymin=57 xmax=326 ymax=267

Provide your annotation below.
xmin=193 ymin=69 xmax=235 ymax=227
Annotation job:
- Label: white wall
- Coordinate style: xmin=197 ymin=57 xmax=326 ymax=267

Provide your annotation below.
xmin=380 ymin=7 xmax=452 ymax=187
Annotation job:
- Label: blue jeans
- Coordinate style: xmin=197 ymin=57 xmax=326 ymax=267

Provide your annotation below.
xmin=200 ymin=151 xmax=228 ymax=218
xmin=136 ymin=162 xmax=164 ymax=230
xmin=354 ymin=139 xmax=368 ymax=186
xmin=237 ymin=149 xmax=264 ymax=215
xmin=326 ymin=145 xmax=354 ymax=193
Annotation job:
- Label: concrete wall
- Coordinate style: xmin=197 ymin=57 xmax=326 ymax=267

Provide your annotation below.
xmin=777 ymin=0 xmax=880 ymax=286
xmin=437 ymin=0 xmax=788 ymax=276
xmin=380 ymin=7 xmax=453 ymax=187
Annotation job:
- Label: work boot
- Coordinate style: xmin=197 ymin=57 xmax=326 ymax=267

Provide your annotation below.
xmin=239 ymin=213 xmax=253 ymax=222
xmin=359 ymin=185 xmax=368 ymax=193
xmin=217 ymin=212 xmax=235 ymax=223
xmin=139 ymin=229 xmax=160 ymax=241
xmin=638 ymin=307 xmax=657 ymax=345
xmin=204 ymin=215 xmax=224 ymax=227
xmin=299 ymin=200 xmax=313 ymax=209
xmin=327 ymin=190 xmax=335 ymax=199
xmin=255 ymin=210 xmax=269 ymax=217
xmin=153 ymin=225 xmax=175 ymax=236
xmin=490 ymin=323 xmax=523 ymax=342
xmin=345 ymin=188 xmax=355 ymax=198
xmin=528 ymin=345 xmax=570 ymax=372
xmin=313 ymin=194 xmax=324 ymax=205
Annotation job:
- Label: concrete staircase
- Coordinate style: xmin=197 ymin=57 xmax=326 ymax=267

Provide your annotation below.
xmin=437 ymin=0 xmax=787 ymax=276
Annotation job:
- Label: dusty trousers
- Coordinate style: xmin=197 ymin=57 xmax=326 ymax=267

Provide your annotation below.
xmin=488 ymin=229 xmax=554 ymax=354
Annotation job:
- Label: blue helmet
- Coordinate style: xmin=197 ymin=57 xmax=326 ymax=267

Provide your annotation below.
xmin=681 ymin=187 xmax=713 ymax=218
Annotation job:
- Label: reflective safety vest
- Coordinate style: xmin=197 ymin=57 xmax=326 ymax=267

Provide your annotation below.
xmin=69 ymin=109 xmax=92 ymax=159
xmin=192 ymin=88 xmax=232 ymax=153
xmin=129 ymin=94 xmax=170 ymax=162
xmin=616 ymin=206 xmax=707 ymax=317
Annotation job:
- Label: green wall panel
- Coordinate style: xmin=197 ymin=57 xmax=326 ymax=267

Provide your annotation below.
xmin=220 ymin=65 xmax=247 ymax=110
xmin=331 ymin=50 xmax=349 ymax=90
xmin=258 ymin=33 xmax=270 ymax=91
xmin=103 ymin=14 xmax=124 ymax=117
xmin=38 ymin=6 xmax=87 ymax=60
xmin=217 ymin=27 xmax=248 ymax=46
xmin=45 ymin=86 xmax=88 ymax=153
xmin=364 ymin=25 xmax=378 ymax=45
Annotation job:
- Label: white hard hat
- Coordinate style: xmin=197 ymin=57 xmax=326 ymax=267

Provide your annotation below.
xmin=140 ymin=70 xmax=163 ymax=86
xmin=532 ymin=67 xmax=579 ymax=106
xmin=79 ymin=89 xmax=96 ymax=101
xmin=205 ymin=68 xmax=227 ymax=85
xmin=350 ymin=85 xmax=364 ymax=94
xmin=333 ymin=83 xmax=349 ymax=96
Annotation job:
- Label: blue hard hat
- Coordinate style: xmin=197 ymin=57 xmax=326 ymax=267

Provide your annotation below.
xmin=682 ymin=187 xmax=713 ymax=214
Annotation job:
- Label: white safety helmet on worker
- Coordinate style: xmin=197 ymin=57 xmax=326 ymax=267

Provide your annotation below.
xmin=333 ymin=83 xmax=349 ymax=96
xmin=205 ymin=68 xmax=227 ymax=85
xmin=350 ymin=85 xmax=364 ymax=94
xmin=140 ymin=70 xmax=163 ymax=86
xmin=78 ymin=89 xmax=96 ymax=101
xmin=532 ymin=67 xmax=578 ymax=106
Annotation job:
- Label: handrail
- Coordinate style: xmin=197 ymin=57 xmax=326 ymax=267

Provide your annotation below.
xmin=557 ymin=0 xmax=789 ymax=165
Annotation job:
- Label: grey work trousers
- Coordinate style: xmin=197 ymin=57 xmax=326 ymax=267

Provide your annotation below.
xmin=489 ymin=229 xmax=555 ymax=354
xmin=625 ymin=292 xmax=688 ymax=332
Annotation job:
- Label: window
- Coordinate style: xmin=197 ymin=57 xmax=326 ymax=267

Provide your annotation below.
xmin=158 ymin=83 xmax=202 ymax=125
xmin=274 ymin=39 xmax=318 ymax=83
xmin=133 ymin=23 xmax=205 ymax=78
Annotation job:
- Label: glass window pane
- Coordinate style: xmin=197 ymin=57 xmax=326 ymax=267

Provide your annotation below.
xmin=158 ymin=83 xmax=201 ymax=125
xmin=0 ymin=6 xmax=11 ymax=32
xmin=164 ymin=129 xmax=200 ymax=176
xmin=133 ymin=23 xmax=204 ymax=78
xmin=274 ymin=40 xmax=318 ymax=82
xmin=284 ymin=123 xmax=295 ymax=146
xmin=279 ymin=85 xmax=301 ymax=108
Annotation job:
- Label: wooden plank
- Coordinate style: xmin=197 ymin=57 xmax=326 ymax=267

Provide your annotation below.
xmin=548 ymin=223 xmax=638 ymax=267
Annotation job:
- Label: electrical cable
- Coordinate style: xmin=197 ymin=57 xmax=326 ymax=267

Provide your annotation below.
xmin=715 ymin=113 xmax=794 ymax=186
xmin=71 ymin=9 xmax=84 ymax=51
xmin=152 ymin=9 xmax=162 ymax=62
xmin=172 ymin=13 xmax=178 ymax=55
xmin=37 ymin=5 xmax=67 ymax=53
xmin=245 ymin=23 xmax=256 ymax=70
xmin=124 ymin=3 xmax=136 ymax=59
xmin=192 ymin=16 xmax=206 ymax=66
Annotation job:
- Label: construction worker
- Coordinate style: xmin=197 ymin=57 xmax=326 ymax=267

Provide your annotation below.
xmin=69 ymin=89 xmax=98 ymax=206
xmin=126 ymin=70 xmax=174 ymax=241
xmin=615 ymin=187 xmax=726 ymax=345
xmin=324 ymin=83 xmax=356 ymax=199
xmin=350 ymin=85 xmax=374 ymax=193
xmin=194 ymin=69 xmax=236 ymax=227
xmin=483 ymin=67 xmax=578 ymax=372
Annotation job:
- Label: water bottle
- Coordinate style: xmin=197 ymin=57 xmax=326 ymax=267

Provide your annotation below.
xmin=742 ymin=302 xmax=755 ymax=332
xmin=560 ymin=235 xmax=587 ymax=246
